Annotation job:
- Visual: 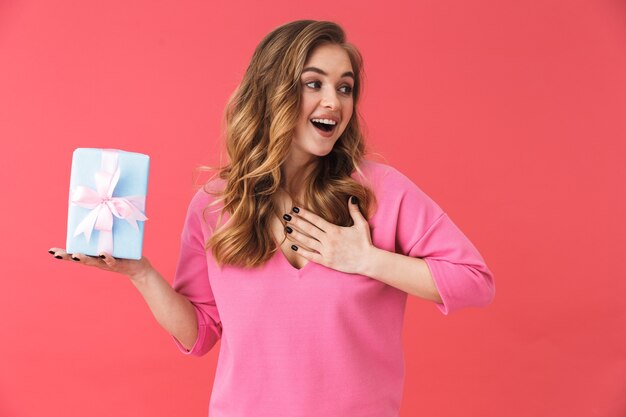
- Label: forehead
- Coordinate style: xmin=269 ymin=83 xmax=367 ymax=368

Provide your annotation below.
xmin=303 ymin=44 xmax=353 ymax=74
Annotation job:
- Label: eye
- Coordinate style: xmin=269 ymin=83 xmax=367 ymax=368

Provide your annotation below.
xmin=305 ymin=81 xmax=321 ymax=89
xmin=339 ymin=85 xmax=353 ymax=95
xmin=304 ymin=80 xmax=352 ymax=95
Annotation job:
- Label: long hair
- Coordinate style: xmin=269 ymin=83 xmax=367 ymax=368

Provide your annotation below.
xmin=199 ymin=20 xmax=380 ymax=269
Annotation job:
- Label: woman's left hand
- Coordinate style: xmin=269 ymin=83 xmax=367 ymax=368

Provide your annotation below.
xmin=283 ymin=196 xmax=374 ymax=275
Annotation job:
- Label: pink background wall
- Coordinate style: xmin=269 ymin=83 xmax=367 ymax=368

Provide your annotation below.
xmin=1 ymin=1 xmax=624 ymax=416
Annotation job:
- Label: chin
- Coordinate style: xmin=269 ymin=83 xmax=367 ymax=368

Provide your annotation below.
xmin=315 ymin=148 xmax=334 ymax=158
xmin=311 ymin=140 xmax=338 ymax=156
xmin=291 ymin=130 xmax=340 ymax=160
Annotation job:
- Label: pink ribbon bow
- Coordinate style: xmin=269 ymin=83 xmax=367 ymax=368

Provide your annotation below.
xmin=71 ymin=150 xmax=148 ymax=255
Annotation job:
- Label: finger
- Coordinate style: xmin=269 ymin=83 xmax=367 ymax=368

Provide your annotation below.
xmin=69 ymin=252 xmax=108 ymax=268
xmin=289 ymin=206 xmax=333 ymax=233
xmin=290 ymin=243 xmax=323 ymax=264
xmin=285 ymin=225 xmax=322 ymax=252
xmin=50 ymin=248 xmax=71 ymax=260
xmin=284 ymin=213 xmax=324 ymax=241
xmin=347 ymin=196 xmax=367 ymax=225
xmin=284 ymin=219 xmax=319 ymax=240
xmin=99 ymin=252 xmax=118 ymax=269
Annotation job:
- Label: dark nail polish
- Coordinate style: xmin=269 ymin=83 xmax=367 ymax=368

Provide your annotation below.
xmin=283 ymin=214 xmax=292 ymax=221
xmin=351 ymin=196 xmax=358 ymax=204
xmin=285 ymin=226 xmax=293 ymax=234
xmin=99 ymin=255 xmax=106 ymax=259
xmin=54 ymin=255 xmax=63 ymax=259
xmin=48 ymin=250 xmax=56 ymax=255
xmin=292 ymin=207 xmax=300 ymax=213
xmin=291 ymin=245 xmax=298 ymax=251
xmin=71 ymin=257 xmax=80 ymax=261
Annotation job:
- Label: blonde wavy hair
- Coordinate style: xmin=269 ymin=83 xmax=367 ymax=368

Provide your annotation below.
xmin=198 ymin=20 xmax=382 ymax=269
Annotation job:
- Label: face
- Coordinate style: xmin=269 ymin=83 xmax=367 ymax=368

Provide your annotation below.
xmin=289 ymin=43 xmax=355 ymax=165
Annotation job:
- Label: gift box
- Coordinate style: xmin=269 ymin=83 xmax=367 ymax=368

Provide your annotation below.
xmin=66 ymin=148 xmax=150 ymax=260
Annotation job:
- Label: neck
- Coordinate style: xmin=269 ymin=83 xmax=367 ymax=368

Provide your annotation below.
xmin=281 ymin=156 xmax=318 ymax=199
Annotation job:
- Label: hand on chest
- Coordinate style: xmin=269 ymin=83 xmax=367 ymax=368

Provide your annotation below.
xmin=269 ymin=212 xmax=318 ymax=270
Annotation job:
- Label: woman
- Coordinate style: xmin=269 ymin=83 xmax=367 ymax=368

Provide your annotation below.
xmin=50 ymin=20 xmax=495 ymax=417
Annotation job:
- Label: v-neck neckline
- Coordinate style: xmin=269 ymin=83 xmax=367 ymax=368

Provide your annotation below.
xmin=270 ymin=192 xmax=316 ymax=275
xmin=275 ymin=245 xmax=315 ymax=273
xmin=271 ymin=232 xmax=316 ymax=275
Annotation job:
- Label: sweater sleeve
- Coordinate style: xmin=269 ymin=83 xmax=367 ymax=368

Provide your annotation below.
xmin=391 ymin=168 xmax=495 ymax=315
xmin=171 ymin=189 xmax=223 ymax=356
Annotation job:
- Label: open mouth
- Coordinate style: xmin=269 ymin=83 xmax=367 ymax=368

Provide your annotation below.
xmin=310 ymin=120 xmax=336 ymax=133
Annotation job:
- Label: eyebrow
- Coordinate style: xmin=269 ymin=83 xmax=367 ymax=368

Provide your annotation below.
xmin=302 ymin=66 xmax=355 ymax=80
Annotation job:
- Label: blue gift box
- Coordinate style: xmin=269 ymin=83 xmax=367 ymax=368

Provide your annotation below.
xmin=66 ymin=148 xmax=150 ymax=260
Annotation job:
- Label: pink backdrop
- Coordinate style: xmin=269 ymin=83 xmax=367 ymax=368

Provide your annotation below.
xmin=1 ymin=1 xmax=624 ymax=416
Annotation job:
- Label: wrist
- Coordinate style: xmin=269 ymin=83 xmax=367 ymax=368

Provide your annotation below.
xmin=359 ymin=244 xmax=381 ymax=277
xmin=128 ymin=258 xmax=154 ymax=285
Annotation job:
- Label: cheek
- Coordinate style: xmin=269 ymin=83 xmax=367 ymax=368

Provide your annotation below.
xmin=300 ymin=96 xmax=315 ymax=114
xmin=343 ymin=104 xmax=354 ymax=125
xmin=297 ymin=112 xmax=310 ymax=130
xmin=343 ymin=99 xmax=354 ymax=116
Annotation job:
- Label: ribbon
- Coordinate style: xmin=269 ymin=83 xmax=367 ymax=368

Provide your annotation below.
xmin=71 ymin=150 xmax=148 ymax=255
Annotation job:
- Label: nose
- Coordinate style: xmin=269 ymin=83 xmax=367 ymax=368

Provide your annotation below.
xmin=321 ymin=87 xmax=340 ymax=110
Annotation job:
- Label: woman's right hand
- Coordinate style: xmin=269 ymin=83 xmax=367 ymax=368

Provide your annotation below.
xmin=48 ymin=247 xmax=153 ymax=282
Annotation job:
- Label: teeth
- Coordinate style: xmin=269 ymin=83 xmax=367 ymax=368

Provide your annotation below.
xmin=311 ymin=118 xmax=337 ymax=125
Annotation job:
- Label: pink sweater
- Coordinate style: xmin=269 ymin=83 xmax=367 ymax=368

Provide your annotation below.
xmin=171 ymin=160 xmax=495 ymax=417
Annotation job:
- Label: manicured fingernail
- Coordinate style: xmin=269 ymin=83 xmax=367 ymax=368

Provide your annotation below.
xmin=71 ymin=256 xmax=80 ymax=261
xmin=285 ymin=226 xmax=293 ymax=234
xmin=291 ymin=245 xmax=298 ymax=251
xmin=48 ymin=250 xmax=56 ymax=255
xmin=54 ymin=255 xmax=62 ymax=259
xmin=283 ymin=214 xmax=292 ymax=221
xmin=99 ymin=254 xmax=106 ymax=259
xmin=292 ymin=207 xmax=300 ymax=213
xmin=351 ymin=196 xmax=358 ymax=204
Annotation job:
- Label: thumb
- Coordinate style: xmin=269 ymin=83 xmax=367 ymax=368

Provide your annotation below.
xmin=348 ymin=196 xmax=364 ymax=222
